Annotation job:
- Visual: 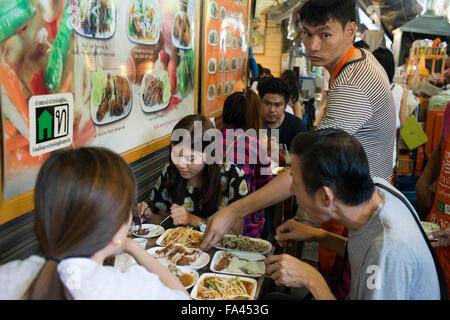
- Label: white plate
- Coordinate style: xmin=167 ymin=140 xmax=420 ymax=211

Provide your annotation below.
xmin=171 ymin=11 xmax=192 ymax=50
xmin=71 ymin=0 xmax=116 ymax=39
xmin=90 ymin=71 xmax=133 ymax=126
xmin=140 ymin=69 xmax=171 ymax=113
xmin=191 ymin=273 xmax=257 ymax=300
xmin=155 ymin=227 xmax=204 ymax=248
xmin=126 ymin=0 xmax=161 ymax=45
xmin=175 ymin=266 xmax=199 ymax=289
xmin=210 ymin=250 xmax=265 ymax=278
xmin=147 ymin=245 xmax=210 ymax=270
xmin=114 ymin=253 xmax=199 ymax=289
xmin=214 ymin=235 xmax=272 ymax=255
xmin=131 ymin=224 xmax=164 ymax=238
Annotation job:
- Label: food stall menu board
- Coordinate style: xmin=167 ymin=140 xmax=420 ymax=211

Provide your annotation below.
xmin=0 ymin=0 xmax=198 ymax=203
xmin=202 ymin=0 xmax=251 ymax=117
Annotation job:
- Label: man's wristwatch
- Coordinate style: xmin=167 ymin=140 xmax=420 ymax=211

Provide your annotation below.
xmin=197 ymin=222 xmax=207 ymax=232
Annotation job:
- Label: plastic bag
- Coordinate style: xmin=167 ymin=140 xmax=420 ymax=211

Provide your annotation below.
xmin=409 ymin=69 xmax=421 ymax=91
xmin=405 ymin=90 xmax=419 ymax=117
xmin=429 ymin=92 xmax=450 ymax=110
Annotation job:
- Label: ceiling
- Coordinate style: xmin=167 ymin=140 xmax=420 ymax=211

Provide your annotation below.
xmin=357 ymin=0 xmax=423 ymax=35
xmin=259 ymin=0 xmax=449 ymax=38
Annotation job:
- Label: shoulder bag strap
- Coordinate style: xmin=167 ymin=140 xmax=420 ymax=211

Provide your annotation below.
xmin=375 ymin=183 xmax=448 ymax=300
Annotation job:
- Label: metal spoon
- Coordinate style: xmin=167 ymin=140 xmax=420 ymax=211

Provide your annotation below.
xmin=240 ymin=266 xmax=263 ymax=276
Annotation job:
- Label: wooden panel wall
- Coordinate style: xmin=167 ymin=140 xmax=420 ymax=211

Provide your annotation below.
xmin=254 ymin=23 xmax=283 ymax=77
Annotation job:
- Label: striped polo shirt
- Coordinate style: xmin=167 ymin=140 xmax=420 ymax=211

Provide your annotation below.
xmin=317 ymin=48 xmax=396 ymax=181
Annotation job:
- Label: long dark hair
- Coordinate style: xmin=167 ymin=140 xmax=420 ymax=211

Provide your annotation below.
xmin=280 ymin=70 xmax=300 ymax=104
xmin=372 ymin=47 xmax=395 ymax=84
xmin=166 ymin=114 xmax=222 ymax=217
xmin=222 ymin=89 xmax=262 ymax=132
xmin=25 ymin=147 xmax=136 ymax=299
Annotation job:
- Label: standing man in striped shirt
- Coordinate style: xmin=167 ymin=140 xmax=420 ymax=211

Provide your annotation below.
xmin=201 ymin=0 xmax=396 ymax=251
xmin=303 ymin=0 xmax=395 ymax=181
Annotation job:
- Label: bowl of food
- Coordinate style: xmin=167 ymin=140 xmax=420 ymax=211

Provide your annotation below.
xmin=131 ymin=224 xmax=164 ymax=238
xmin=127 ymin=0 xmax=161 ymax=45
xmin=168 ymin=264 xmax=198 ymax=289
xmin=421 ymin=221 xmax=440 ymax=234
xmin=132 ymin=237 xmax=147 ymax=248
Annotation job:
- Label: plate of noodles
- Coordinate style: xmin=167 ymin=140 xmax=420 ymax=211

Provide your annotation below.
xmin=191 ymin=273 xmax=257 ymax=300
xmin=155 ymin=226 xmax=204 ymax=248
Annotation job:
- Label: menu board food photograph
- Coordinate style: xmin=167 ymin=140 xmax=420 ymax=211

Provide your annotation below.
xmin=202 ymin=0 xmax=251 ymax=117
xmin=1 ymin=0 xmax=198 ymax=202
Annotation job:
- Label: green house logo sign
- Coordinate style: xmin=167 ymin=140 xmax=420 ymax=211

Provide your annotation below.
xmin=29 ymin=93 xmax=73 ymax=157
xmin=37 ymin=109 xmax=53 ymax=141
xmin=35 ymin=104 xmax=69 ymax=143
